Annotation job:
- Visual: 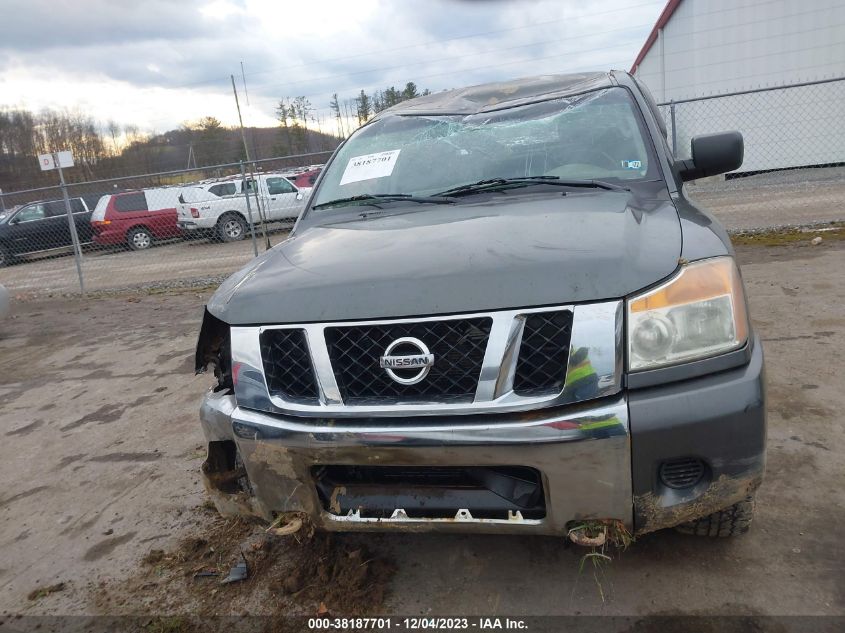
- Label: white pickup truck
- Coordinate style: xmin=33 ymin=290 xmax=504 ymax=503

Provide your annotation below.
xmin=176 ymin=174 xmax=309 ymax=242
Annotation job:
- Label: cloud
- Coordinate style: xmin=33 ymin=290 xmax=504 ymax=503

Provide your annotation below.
xmin=0 ymin=0 xmax=216 ymax=51
xmin=0 ymin=0 xmax=663 ymax=133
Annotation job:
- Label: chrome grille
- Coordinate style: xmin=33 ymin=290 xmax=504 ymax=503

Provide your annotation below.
xmin=259 ymin=329 xmax=319 ymax=402
xmin=513 ymin=311 xmax=574 ymax=396
xmin=324 ymin=318 xmax=492 ymax=404
xmin=235 ymin=301 xmax=622 ymax=417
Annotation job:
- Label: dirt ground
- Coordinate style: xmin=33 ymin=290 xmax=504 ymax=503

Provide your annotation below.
xmin=0 ymin=237 xmax=843 ymax=621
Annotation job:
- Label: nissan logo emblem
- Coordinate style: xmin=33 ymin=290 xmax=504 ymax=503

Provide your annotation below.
xmin=378 ymin=337 xmax=435 ymax=385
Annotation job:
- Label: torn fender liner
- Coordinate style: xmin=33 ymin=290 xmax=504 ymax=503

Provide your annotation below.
xmin=202 ymin=440 xmax=265 ymax=519
xmin=195 ymin=307 xmax=233 ymax=392
xmin=633 ymin=467 xmax=764 ymax=535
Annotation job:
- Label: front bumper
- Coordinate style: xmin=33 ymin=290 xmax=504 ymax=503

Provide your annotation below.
xmin=178 ymin=220 xmax=214 ymax=230
xmin=199 ymin=338 xmax=765 ymax=536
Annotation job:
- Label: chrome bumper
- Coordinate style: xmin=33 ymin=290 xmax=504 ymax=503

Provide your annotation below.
xmin=199 ymin=390 xmax=631 ymax=535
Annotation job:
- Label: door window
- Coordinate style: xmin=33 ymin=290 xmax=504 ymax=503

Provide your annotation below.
xmin=266 ymin=177 xmax=295 ymax=195
xmin=209 ymin=183 xmax=237 ymax=197
xmin=44 ymin=200 xmax=84 ymax=216
xmin=15 ymin=204 xmax=47 ymax=222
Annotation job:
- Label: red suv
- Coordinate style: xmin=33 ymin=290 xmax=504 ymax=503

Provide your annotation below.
xmin=91 ymin=190 xmax=183 ymax=250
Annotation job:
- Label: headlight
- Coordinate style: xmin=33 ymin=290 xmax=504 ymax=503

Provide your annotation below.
xmin=627 ymin=257 xmax=748 ymax=371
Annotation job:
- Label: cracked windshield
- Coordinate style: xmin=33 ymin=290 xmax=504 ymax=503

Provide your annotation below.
xmin=313 ymin=87 xmax=656 ymax=207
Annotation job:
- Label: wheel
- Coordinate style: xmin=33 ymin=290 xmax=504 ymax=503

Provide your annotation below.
xmin=127 ymin=227 xmax=153 ymax=251
xmin=217 ymin=214 xmax=246 ymax=242
xmin=675 ymin=495 xmax=756 ymax=537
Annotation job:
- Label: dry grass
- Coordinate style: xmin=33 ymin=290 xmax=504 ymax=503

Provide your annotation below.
xmin=731 ymin=223 xmax=845 ymax=246
xmin=567 ymin=519 xmax=634 ymax=602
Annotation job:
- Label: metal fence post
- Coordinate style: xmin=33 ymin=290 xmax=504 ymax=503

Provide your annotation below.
xmin=54 ymin=154 xmax=86 ymax=296
xmin=240 ymin=161 xmax=259 ymax=257
xmin=669 ymin=101 xmax=677 ymax=156
xmin=0 ymin=188 xmax=6 ymax=214
xmin=248 ymin=161 xmax=271 ymax=251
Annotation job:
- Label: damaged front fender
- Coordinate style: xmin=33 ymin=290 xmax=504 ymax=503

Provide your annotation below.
xmin=633 ymin=466 xmax=764 ymax=535
xmin=195 ymin=307 xmax=233 ymax=392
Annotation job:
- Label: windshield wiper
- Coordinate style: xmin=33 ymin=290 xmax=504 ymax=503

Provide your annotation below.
xmin=311 ymin=193 xmax=455 ymax=210
xmin=435 ymin=176 xmax=630 ymax=197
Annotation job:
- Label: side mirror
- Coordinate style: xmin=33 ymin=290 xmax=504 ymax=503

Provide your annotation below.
xmin=296 ymin=193 xmax=303 ymax=201
xmin=677 ymin=131 xmax=743 ymax=182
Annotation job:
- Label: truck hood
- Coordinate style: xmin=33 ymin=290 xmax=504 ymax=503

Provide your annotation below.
xmin=208 ymin=190 xmax=682 ymax=325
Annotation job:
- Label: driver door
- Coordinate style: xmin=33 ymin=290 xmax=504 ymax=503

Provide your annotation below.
xmin=7 ymin=203 xmax=62 ymax=254
xmin=263 ymin=176 xmax=302 ymax=221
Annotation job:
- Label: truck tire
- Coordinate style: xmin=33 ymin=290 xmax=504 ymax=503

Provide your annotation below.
xmin=217 ymin=213 xmax=246 ymax=242
xmin=127 ymin=226 xmax=153 ymax=251
xmin=675 ymin=495 xmax=755 ymax=537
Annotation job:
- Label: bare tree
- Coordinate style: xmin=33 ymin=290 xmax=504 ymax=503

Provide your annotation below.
xmin=329 ymin=93 xmax=344 ymax=138
xmin=355 ymin=90 xmax=372 ymax=126
xmin=106 ymin=120 xmax=121 ymax=156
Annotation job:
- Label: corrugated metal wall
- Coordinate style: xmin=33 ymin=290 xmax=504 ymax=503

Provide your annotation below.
xmin=633 ymin=0 xmax=845 ymax=171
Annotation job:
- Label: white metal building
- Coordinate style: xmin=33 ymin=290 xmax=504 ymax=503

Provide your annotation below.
xmin=631 ymin=0 xmax=845 ymax=171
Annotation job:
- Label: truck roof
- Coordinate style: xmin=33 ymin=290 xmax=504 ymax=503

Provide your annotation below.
xmin=373 ymin=71 xmax=617 ymax=119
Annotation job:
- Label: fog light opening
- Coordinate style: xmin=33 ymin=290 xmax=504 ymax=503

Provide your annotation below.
xmin=659 ymin=457 xmax=707 ymax=489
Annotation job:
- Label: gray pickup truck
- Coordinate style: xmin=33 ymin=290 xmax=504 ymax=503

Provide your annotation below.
xmin=195 ymin=71 xmax=765 ymax=540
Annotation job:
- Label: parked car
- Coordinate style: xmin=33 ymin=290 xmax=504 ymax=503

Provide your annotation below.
xmin=0 ymin=195 xmax=101 ymax=266
xmin=176 ymin=174 xmax=307 ymax=242
xmin=91 ymin=188 xmax=183 ymax=250
xmin=194 ymin=71 xmax=765 ymax=541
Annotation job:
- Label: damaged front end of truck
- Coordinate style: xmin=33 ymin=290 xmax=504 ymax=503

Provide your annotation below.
xmin=192 ymin=70 xmax=766 ymax=541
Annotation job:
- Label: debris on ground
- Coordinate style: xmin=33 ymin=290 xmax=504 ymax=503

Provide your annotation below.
xmin=141 ymin=549 xmax=166 ymax=566
xmin=27 ymin=582 xmax=66 ymax=601
xmin=267 ymin=513 xmax=305 ymax=537
xmin=220 ymin=554 xmax=248 ymax=585
xmin=567 ymin=519 xmax=634 ymax=602
xmin=811 ymin=236 xmax=823 ymax=245
xmin=92 ymin=506 xmax=395 ymax=617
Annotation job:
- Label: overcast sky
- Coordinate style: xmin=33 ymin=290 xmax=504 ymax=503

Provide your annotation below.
xmin=0 ymin=0 xmax=664 ymax=135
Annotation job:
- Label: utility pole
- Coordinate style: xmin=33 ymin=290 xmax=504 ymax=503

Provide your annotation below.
xmin=231 ymin=74 xmax=270 ymax=251
xmin=240 ymin=161 xmax=259 ymax=257
xmin=240 ymin=61 xmax=250 ymax=106
xmin=55 ymin=153 xmax=85 ymax=296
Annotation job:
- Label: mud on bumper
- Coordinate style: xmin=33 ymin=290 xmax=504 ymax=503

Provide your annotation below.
xmin=199 ymin=340 xmax=765 ymax=536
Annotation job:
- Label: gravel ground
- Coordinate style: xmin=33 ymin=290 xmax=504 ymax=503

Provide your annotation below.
xmin=686 ymin=166 xmax=845 ymax=230
xmin=0 ymin=237 xmax=842 ymax=621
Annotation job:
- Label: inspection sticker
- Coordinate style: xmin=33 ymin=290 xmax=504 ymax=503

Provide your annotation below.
xmin=622 ymin=159 xmax=642 ymax=169
xmin=340 ymin=149 xmax=401 ymax=185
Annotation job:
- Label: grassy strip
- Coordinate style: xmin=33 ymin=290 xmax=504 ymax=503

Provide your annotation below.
xmin=730 ymin=222 xmax=845 ymax=246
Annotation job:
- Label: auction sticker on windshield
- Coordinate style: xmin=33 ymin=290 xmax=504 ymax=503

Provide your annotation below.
xmin=340 ymin=150 xmax=401 ymax=185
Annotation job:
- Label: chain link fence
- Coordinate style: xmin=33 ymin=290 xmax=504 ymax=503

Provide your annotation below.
xmin=657 ymin=76 xmax=845 ymax=231
xmin=0 ymin=151 xmax=333 ymax=296
xmin=2 ymin=77 xmax=844 ymax=298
